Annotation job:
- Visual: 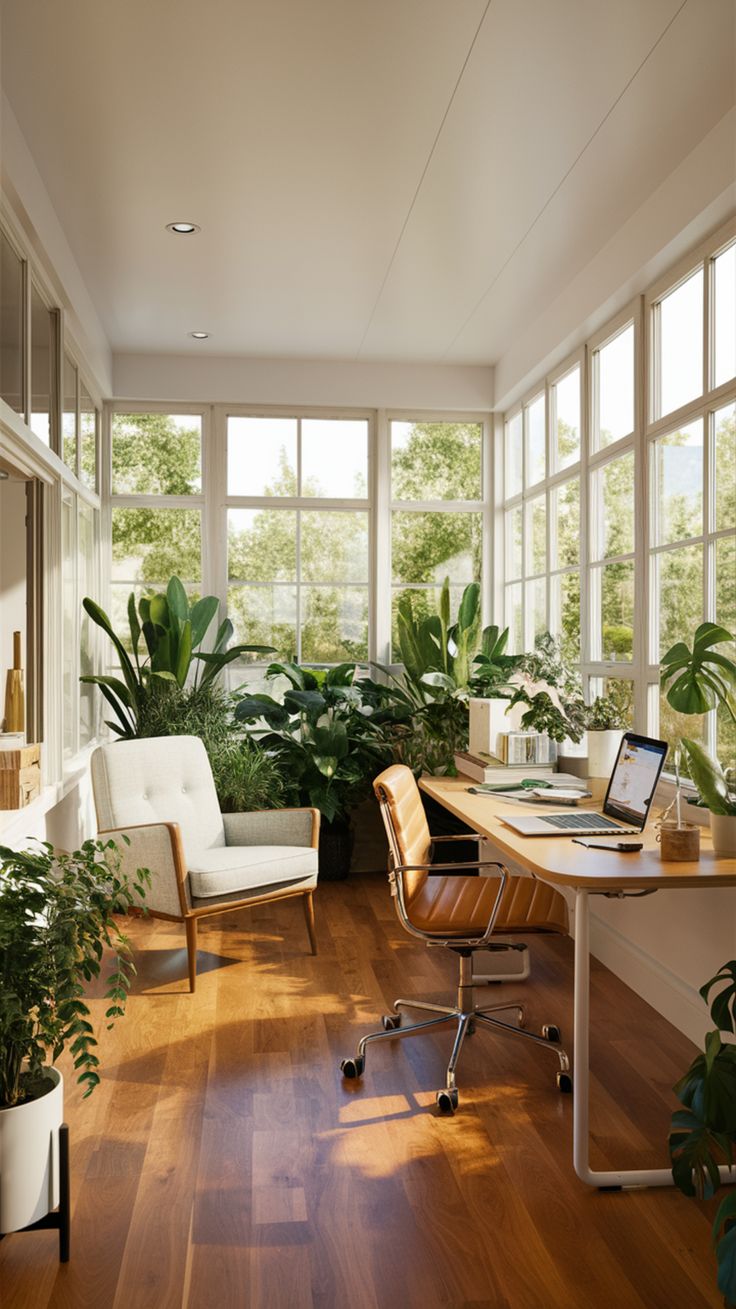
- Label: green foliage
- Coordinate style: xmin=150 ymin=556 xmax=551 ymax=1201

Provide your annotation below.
xmin=670 ymin=961 xmax=736 ymax=1304
xmin=585 ymin=681 xmax=633 ymax=731
xmin=234 ymin=663 xmax=393 ymax=823
xmin=0 ymin=839 xmax=150 ymax=1108
xmin=681 ymin=738 xmax=736 ymax=816
xmin=661 ymin=623 xmax=736 ymax=722
xmin=136 ymin=682 xmax=286 ymax=813
xmin=81 ymin=578 xmax=274 ymax=737
xmin=474 ymin=632 xmax=587 ymax=745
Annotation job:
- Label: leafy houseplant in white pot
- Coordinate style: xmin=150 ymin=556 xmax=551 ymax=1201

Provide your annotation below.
xmin=584 ymin=682 xmax=632 ymax=780
xmin=0 ymin=838 xmax=148 ymax=1237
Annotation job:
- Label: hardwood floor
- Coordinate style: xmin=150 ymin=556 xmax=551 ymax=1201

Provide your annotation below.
xmin=0 ymin=872 xmax=723 ymax=1309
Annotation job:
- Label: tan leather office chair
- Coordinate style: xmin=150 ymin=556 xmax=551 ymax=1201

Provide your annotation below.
xmin=340 ymin=765 xmax=571 ymax=1112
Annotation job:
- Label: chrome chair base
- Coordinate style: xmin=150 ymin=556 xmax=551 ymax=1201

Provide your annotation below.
xmin=340 ymin=953 xmax=571 ymax=1113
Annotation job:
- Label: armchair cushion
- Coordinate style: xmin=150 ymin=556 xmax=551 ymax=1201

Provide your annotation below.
xmin=92 ymin=736 xmax=225 ymax=854
xmin=188 ymin=845 xmax=318 ymax=899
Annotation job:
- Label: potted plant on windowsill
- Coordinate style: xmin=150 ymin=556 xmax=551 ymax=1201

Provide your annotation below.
xmin=660 ymin=622 xmax=736 ymax=854
xmin=584 ymin=681 xmax=633 ymax=779
xmin=0 ymin=838 xmax=149 ymax=1237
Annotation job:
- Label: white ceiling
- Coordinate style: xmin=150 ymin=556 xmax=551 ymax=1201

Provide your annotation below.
xmin=1 ymin=0 xmax=734 ymax=365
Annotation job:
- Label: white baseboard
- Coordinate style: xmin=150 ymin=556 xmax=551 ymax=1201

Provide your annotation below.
xmin=588 ymin=911 xmax=708 ymax=1046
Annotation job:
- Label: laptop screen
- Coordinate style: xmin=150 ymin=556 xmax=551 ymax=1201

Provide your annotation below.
xmin=603 ymin=732 xmax=668 ymax=829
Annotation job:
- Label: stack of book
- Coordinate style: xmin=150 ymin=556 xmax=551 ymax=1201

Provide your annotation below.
xmin=454 ymin=750 xmax=556 ymax=785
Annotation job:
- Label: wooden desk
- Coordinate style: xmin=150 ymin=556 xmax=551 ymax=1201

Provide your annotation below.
xmin=420 ymin=774 xmax=736 ymax=1190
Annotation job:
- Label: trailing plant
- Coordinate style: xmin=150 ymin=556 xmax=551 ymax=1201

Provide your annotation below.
xmin=660 ymin=623 xmax=736 ymax=825
xmin=136 ymin=682 xmax=286 ymax=812
xmin=669 ymin=960 xmax=736 ymax=1305
xmin=81 ymin=577 xmax=274 ymax=738
xmin=0 ymin=838 xmax=150 ymax=1109
xmin=233 ymin=661 xmax=393 ymax=823
xmin=585 ymin=681 xmax=633 ymax=732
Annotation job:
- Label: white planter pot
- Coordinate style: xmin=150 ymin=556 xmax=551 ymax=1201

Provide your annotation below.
xmin=0 ymin=1067 xmax=63 ymax=1233
xmin=710 ymin=812 xmax=736 ymax=857
xmin=587 ymin=730 xmax=623 ymax=780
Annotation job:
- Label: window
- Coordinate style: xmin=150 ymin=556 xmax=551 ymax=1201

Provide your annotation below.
xmin=62 ymin=352 xmax=77 ymax=473
xmin=227 ymin=413 xmax=370 ymax=662
xmin=30 ymin=284 xmax=56 ymax=448
xmin=593 ymin=323 xmax=634 ymax=449
xmin=0 ymin=229 xmax=23 ymax=413
xmin=80 ymin=381 xmax=98 ymax=491
xmin=653 ymin=268 xmax=704 ymax=420
xmin=390 ymin=420 xmax=482 ymax=656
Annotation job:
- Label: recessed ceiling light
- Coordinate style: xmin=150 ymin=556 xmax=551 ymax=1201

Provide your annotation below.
xmin=166 ymin=221 xmax=200 ymax=235
xmin=189 ymin=331 xmax=210 ymax=339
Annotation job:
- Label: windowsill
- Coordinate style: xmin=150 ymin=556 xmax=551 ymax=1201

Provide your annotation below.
xmin=0 ymin=741 xmax=99 ymax=846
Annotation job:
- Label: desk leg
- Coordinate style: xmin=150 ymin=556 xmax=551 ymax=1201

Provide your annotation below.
xmin=573 ymin=890 xmax=735 ymax=1190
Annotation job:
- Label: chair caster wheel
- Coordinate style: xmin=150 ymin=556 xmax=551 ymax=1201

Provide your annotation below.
xmin=382 ymin=1013 xmax=401 ymax=1030
xmin=341 ymin=1056 xmax=364 ymax=1079
xmin=556 ymin=1071 xmax=573 ymax=1093
xmin=436 ymin=1088 xmax=459 ymax=1114
xmin=542 ymin=1024 xmax=562 ymax=1043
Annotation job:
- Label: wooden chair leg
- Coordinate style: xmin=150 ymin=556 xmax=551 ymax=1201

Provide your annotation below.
xmin=185 ymin=916 xmax=198 ymax=992
xmin=303 ymin=891 xmax=317 ymax=955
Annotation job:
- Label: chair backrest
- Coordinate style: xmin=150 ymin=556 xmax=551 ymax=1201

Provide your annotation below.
xmin=373 ymin=764 xmax=432 ymax=900
xmin=91 ymin=735 xmax=226 ymax=855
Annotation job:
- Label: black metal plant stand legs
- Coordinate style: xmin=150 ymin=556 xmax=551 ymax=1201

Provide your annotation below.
xmin=0 ymin=1123 xmax=70 ymax=1262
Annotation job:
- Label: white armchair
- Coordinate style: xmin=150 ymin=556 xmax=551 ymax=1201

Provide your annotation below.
xmin=90 ymin=735 xmax=320 ymax=991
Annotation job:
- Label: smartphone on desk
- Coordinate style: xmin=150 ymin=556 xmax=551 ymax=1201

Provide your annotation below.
xmin=572 ymin=838 xmax=643 ymax=852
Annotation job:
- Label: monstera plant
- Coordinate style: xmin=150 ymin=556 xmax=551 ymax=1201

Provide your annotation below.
xmin=81 ymin=577 xmax=273 ymax=738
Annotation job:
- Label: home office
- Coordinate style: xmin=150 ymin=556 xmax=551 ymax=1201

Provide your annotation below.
xmin=1 ymin=3 xmax=735 ymax=1306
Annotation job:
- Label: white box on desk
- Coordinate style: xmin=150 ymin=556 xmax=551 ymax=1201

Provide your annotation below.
xmin=469 ymin=697 xmax=523 ymax=758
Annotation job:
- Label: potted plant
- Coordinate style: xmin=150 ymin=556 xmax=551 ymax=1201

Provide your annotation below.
xmin=473 ymin=632 xmax=587 ymax=763
xmin=669 ymin=960 xmax=736 ymax=1305
xmin=661 ymin=622 xmax=736 ymax=849
xmin=0 ymin=838 xmax=148 ymax=1235
xmin=679 ymin=740 xmax=736 ymax=856
xmin=584 ymin=682 xmax=633 ymax=779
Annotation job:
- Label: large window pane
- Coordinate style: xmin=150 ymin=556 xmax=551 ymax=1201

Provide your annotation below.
xmin=301 ymin=511 xmax=368 ymax=583
xmin=652 ymin=420 xmax=703 ymax=546
xmin=62 ymin=352 xmax=77 ymax=473
xmin=228 ymin=584 xmax=296 ymax=660
xmin=113 ymin=413 xmax=202 ymax=495
xmin=80 ymin=383 xmax=97 ymax=491
xmin=391 ymin=421 xmax=482 ymax=501
xmin=505 ymin=412 xmax=522 ymax=498
xmin=526 ymin=494 xmax=546 ymax=575
xmin=112 ymin=508 xmax=202 ymax=585
xmin=301 ymin=587 xmax=368 ymax=662
xmin=591 ymin=453 xmax=635 ymax=560
xmin=228 ymin=508 xmax=296 ymax=583
xmin=505 ymin=582 xmax=523 ymax=654
xmin=595 ymin=323 xmax=634 ymax=448
xmin=0 ymin=230 xmax=23 ymax=412
xmin=657 ymin=268 xmax=703 ymax=418
xmin=525 ymin=395 xmax=545 ymax=487
xmin=302 ymin=418 xmax=368 ymax=499
xmin=554 ymin=366 xmax=580 ymax=469
xmin=79 ymin=503 xmax=98 ymax=748
xmin=553 ymin=478 xmax=580 ymax=569
xmin=596 ymin=560 xmax=634 ymax=661
xmin=228 ymin=416 xmax=297 ymax=496
xmin=656 ymin=544 xmax=703 ymax=658
xmin=30 ymin=285 xmax=54 ymax=446
xmin=506 ymin=506 xmax=522 ymax=580
xmin=715 ymin=403 xmax=736 ymax=531
xmin=714 ymin=243 xmax=736 ymax=389
xmin=526 ymin=576 xmax=546 ymax=643
xmin=551 ymin=570 xmax=580 ymax=663
xmin=391 ymin=511 xmax=481 ymax=584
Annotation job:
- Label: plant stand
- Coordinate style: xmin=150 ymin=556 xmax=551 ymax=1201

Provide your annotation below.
xmin=0 ymin=1123 xmax=70 ymax=1262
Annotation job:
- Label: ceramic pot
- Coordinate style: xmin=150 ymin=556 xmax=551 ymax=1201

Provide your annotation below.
xmin=0 ymin=1066 xmax=63 ymax=1233
xmin=710 ymin=813 xmax=736 ymax=857
xmin=587 ymin=730 xmax=623 ymax=780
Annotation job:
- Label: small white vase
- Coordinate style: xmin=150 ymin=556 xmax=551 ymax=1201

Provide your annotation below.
xmin=0 ymin=1066 xmax=63 ymax=1233
xmin=710 ymin=812 xmax=736 ymax=857
xmin=587 ymin=730 xmax=623 ymax=780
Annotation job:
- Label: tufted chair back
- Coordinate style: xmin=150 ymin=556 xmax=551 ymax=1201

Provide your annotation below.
xmin=373 ymin=764 xmax=433 ymax=902
xmin=91 ymin=735 xmax=226 ymax=855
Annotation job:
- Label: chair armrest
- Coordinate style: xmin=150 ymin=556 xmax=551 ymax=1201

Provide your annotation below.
xmin=99 ymin=821 xmax=190 ymax=916
xmin=391 ymin=860 xmax=508 ymax=949
xmin=429 ymin=833 xmax=481 ymax=843
xmin=223 ymin=807 xmax=320 ymax=849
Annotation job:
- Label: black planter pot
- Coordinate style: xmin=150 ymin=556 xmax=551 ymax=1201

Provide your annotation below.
xmin=318 ymin=820 xmax=354 ymax=881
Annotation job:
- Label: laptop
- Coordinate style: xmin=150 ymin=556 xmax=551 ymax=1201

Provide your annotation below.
xmin=499 ymin=732 xmax=668 ymax=837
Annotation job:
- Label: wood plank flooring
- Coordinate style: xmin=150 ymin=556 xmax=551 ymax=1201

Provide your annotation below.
xmin=0 ymin=872 xmax=724 ymax=1309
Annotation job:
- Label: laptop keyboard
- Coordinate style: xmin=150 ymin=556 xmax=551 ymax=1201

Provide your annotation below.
xmin=541 ymin=813 xmax=627 ymax=831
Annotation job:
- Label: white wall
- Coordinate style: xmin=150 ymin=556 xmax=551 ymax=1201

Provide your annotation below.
xmin=113 ymin=352 xmax=494 ymax=412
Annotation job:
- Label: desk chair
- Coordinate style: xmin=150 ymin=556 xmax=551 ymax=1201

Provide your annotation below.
xmin=340 ymin=764 xmax=571 ymax=1112
xmin=91 ymin=735 xmax=319 ymax=991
